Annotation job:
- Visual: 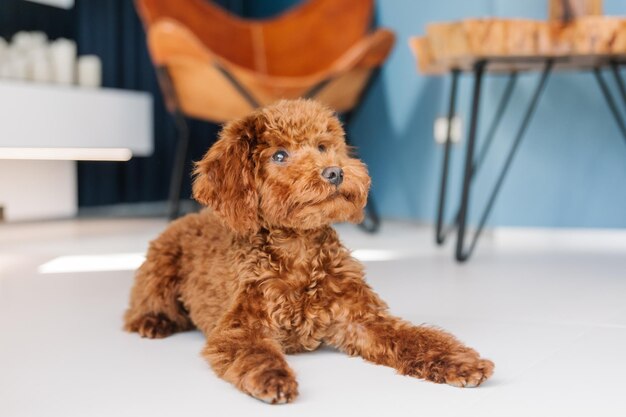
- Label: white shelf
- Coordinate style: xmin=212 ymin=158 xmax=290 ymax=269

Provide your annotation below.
xmin=0 ymin=80 xmax=153 ymax=157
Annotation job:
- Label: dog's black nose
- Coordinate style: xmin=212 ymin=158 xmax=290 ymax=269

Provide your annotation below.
xmin=322 ymin=166 xmax=344 ymax=186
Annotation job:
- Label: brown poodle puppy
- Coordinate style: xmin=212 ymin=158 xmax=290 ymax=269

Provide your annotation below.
xmin=124 ymin=99 xmax=494 ymax=404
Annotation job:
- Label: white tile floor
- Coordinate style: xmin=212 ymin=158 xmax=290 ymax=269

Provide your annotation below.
xmin=2 ymin=218 xmax=626 ymax=417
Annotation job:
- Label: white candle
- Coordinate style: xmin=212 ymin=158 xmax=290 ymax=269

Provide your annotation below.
xmin=25 ymin=47 xmax=49 ymax=82
xmin=9 ymin=56 xmax=28 ymax=80
xmin=12 ymin=32 xmax=33 ymax=52
xmin=50 ymin=38 xmax=76 ymax=85
xmin=77 ymin=55 xmax=102 ymax=88
xmin=29 ymin=32 xmax=48 ymax=48
xmin=32 ymin=57 xmax=53 ymax=83
xmin=0 ymin=63 xmax=11 ymax=79
xmin=0 ymin=37 xmax=8 ymax=63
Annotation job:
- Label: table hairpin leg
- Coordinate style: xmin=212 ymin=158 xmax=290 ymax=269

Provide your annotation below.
xmin=596 ymin=65 xmax=626 ymax=144
xmin=436 ymin=69 xmax=519 ymax=245
xmin=455 ymin=59 xmax=553 ymax=262
xmin=609 ymin=61 xmax=626 ymax=116
xmin=435 ymin=69 xmax=460 ymax=244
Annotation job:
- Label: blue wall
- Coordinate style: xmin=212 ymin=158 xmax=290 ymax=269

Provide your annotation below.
xmin=350 ymin=0 xmax=626 ymax=228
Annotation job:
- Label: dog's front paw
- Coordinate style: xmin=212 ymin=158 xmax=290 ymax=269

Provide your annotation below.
xmin=243 ymin=368 xmax=299 ymax=404
xmin=439 ymin=351 xmax=494 ymax=388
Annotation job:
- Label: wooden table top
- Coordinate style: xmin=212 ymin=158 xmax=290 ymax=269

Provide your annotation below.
xmin=410 ymin=17 xmax=626 ymax=74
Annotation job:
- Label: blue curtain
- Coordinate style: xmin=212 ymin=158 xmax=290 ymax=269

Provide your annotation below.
xmin=74 ymin=0 xmax=222 ymax=207
xmin=0 ymin=1 xmax=75 ymax=39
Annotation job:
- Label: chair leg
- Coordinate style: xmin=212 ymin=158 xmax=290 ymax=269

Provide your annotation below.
xmin=155 ymin=66 xmax=194 ymax=221
xmin=341 ymin=68 xmax=384 ymax=234
xmin=358 ymin=193 xmax=381 ymax=233
xmin=343 ymin=127 xmax=381 ymax=233
xmin=455 ymin=60 xmax=553 ymax=262
xmin=168 ymin=111 xmax=190 ymax=220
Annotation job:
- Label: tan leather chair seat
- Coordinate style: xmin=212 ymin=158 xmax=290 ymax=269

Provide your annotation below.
xmin=136 ymin=0 xmax=395 ymax=122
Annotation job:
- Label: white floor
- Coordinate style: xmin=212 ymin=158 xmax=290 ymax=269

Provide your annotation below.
xmin=2 ymin=218 xmax=626 ymax=417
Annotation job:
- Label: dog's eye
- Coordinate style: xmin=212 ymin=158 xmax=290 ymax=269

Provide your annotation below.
xmin=272 ymin=150 xmax=288 ymax=163
xmin=318 ymin=144 xmax=326 ymax=153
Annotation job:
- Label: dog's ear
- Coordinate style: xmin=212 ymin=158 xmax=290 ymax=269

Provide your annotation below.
xmin=193 ymin=114 xmax=261 ymax=235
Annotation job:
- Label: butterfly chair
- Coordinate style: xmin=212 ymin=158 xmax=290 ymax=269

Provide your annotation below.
xmin=135 ymin=0 xmax=395 ymax=232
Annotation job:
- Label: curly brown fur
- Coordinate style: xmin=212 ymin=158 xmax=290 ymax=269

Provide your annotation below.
xmin=124 ymin=99 xmax=494 ymax=404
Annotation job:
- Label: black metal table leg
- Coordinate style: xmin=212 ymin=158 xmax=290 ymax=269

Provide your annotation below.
xmin=595 ymin=67 xmax=626 ymax=143
xmin=435 ymin=69 xmax=460 ymax=244
xmin=472 ymin=73 xmax=519 ymax=177
xmin=455 ymin=60 xmax=487 ymax=261
xmin=610 ymin=62 xmax=626 ymax=120
xmin=455 ymin=60 xmax=553 ymax=262
xmin=436 ymin=71 xmax=518 ymax=245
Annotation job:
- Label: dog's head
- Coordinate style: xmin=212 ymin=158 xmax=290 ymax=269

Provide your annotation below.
xmin=193 ymin=99 xmax=371 ymax=235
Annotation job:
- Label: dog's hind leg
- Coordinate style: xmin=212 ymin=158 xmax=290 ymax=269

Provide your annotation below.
xmin=124 ymin=231 xmax=194 ymax=338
